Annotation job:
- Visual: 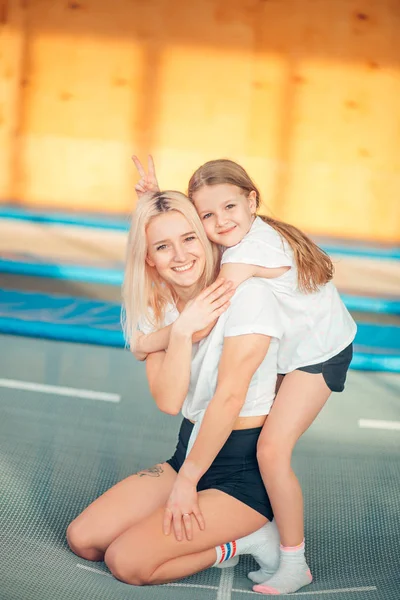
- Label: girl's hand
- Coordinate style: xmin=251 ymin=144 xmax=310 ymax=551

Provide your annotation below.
xmin=132 ymin=154 xmax=160 ymax=199
xmin=174 ymin=278 xmax=234 ymax=337
xmin=163 ymin=473 xmax=205 ymax=541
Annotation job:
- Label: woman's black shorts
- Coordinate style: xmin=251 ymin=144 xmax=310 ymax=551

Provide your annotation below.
xmin=291 ymin=343 xmax=353 ymax=392
xmin=167 ymin=418 xmax=273 ymax=520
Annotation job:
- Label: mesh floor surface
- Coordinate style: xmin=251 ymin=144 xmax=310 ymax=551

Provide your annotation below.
xmin=1 ymin=334 xmax=399 ymax=600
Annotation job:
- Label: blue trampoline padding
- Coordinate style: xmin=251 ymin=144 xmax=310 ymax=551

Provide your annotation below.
xmin=0 ymin=256 xmax=124 ymax=285
xmin=340 ymin=294 xmax=400 ymax=315
xmin=0 ymin=253 xmax=399 ymax=314
xmin=0 ymin=204 xmax=129 ymax=231
xmin=0 ymin=288 xmax=125 ymax=347
xmin=0 ymin=288 xmax=399 ymax=371
xmin=319 ymin=244 xmax=400 ymax=261
xmin=354 ymin=322 xmax=400 ymax=351
xmin=350 ymin=353 xmax=400 ymax=372
xmin=1 ymin=204 xmax=399 ymax=260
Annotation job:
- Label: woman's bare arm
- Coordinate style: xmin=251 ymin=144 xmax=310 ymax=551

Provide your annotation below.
xmin=180 ymin=332 xmax=271 ymax=483
xmin=145 ymin=323 xmax=193 ymax=416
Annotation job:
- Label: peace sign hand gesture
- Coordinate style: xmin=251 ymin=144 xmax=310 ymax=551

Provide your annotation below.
xmin=132 ymin=155 xmax=160 ymax=199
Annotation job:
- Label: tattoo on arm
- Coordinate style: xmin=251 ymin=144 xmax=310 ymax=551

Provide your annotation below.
xmin=135 ymin=464 xmax=164 ymax=478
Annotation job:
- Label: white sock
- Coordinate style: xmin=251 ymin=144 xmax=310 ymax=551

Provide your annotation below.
xmin=252 ymin=539 xmax=313 ymax=595
xmin=213 ymin=542 xmax=240 ymax=568
xmin=213 ymin=520 xmax=280 ymax=575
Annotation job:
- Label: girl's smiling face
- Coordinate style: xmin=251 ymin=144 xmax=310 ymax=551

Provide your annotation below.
xmin=192 ymin=184 xmax=257 ymax=247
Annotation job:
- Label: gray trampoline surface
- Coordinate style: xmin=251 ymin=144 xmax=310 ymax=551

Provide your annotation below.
xmin=1 ymin=333 xmax=399 ymax=600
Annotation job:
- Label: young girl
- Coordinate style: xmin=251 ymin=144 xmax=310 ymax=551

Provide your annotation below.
xmin=132 ymin=156 xmax=357 ymax=595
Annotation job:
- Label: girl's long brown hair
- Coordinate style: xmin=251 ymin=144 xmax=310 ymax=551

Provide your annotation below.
xmin=188 ymin=159 xmax=334 ymax=293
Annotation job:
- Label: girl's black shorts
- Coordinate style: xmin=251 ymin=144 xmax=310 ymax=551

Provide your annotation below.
xmin=167 ymin=418 xmax=273 ymax=520
xmin=287 ymin=343 xmax=354 ymax=392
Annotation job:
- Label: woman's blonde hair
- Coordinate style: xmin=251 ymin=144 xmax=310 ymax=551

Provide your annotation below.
xmin=122 ymin=190 xmax=218 ymax=347
xmin=188 ymin=159 xmax=334 ymax=293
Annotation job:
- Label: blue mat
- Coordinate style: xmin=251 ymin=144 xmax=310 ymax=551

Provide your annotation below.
xmin=0 ymin=288 xmax=399 ymax=372
xmin=1 ymin=252 xmax=399 ymax=315
xmin=1 ymin=204 xmax=399 ymax=260
xmin=0 ymin=253 xmax=123 ymax=285
xmin=0 ymin=288 xmax=123 ymax=347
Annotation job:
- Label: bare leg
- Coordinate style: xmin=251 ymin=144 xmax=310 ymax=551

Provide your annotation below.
xmin=249 ymin=371 xmax=330 ymax=594
xmin=66 ymin=463 xmax=177 ymax=561
xmin=105 ymin=489 xmax=266 ymax=585
xmin=257 ymin=371 xmax=331 ymax=546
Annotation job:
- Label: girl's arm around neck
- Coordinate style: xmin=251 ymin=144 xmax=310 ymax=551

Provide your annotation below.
xmin=134 ymin=321 xmax=216 ymax=359
xmin=145 ymin=321 xmax=193 ymax=416
xmin=134 ymin=276 xmax=235 ymax=358
xmin=133 ymin=325 xmax=173 ymax=360
xmin=180 ymin=332 xmax=271 ymax=484
xmin=219 ymin=262 xmax=289 ymax=290
xmin=219 ymin=263 xmax=256 ymax=289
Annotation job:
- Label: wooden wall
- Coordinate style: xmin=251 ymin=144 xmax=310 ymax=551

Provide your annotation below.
xmin=1 ymin=0 xmax=399 ymax=241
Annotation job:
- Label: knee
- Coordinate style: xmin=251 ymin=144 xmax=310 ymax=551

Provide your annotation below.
xmin=257 ymin=435 xmax=292 ymax=473
xmin=66 ymin=519 xmax=100 ymax=561
xmin=66 ymin=520 xmax=85 ymax=555
xmin=105 ymin=543 xmax=152 ymax=586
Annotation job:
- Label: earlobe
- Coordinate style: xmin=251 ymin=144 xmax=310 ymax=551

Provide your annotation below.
xmin=146 ymin=255 xmax=155 ymax=267
xmin=248 ymin=191 xmax=257 ymax=214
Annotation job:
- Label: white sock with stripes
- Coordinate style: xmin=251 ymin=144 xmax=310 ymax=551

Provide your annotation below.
xmin=213 ymin=520 xmax=280 ymax=574
xmin=213 ymin=541 xmax=239 ymax=568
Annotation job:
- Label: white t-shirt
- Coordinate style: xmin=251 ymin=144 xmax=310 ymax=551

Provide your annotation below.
xmin=221 ymin=217 xmax=357 ymax=373
xmin=140 ymin=279 xmax=283 ymax=421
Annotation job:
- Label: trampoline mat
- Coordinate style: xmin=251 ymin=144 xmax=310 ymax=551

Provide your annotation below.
xmin=0 ymin=335 xmax=399 ymax=600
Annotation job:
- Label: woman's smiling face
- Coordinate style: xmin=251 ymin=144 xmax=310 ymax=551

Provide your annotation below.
xmin=146 ymin=210 xmax=207 ymax=293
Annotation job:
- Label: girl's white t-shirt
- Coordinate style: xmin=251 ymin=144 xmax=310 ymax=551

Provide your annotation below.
xmin=139 ymin=279 xmax=283 ymax=422
xmin=221 ymin=217 xmax=357 ymax=373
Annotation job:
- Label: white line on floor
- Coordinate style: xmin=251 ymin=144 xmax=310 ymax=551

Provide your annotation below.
xmin=76 ymin=566 xmax=220 ymax=589
xmin=76 ymin=564 xmax=113 ymax=577
xmin=0 ymin=378 xmax=121 ymax=402
xmin=217 ymin=567 xmax=235 ymax=599
xmin=76 ymin=565 xmax=377 ymax=596
xmin=231 ymin=585 xmax=377 ymax=595
xmin=167 ymin=583 xmax=219 ymax=590
xmin=358 ymin=419 xmax=400 ymax=431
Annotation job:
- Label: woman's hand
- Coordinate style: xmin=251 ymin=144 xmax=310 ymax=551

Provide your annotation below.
xmin=174 ymin=278 xmax=234 ymax=338
xmin=132 ymin=154 xmax=160 ymax=199
xmin=163 ymin=473 xmax=205 ymax=541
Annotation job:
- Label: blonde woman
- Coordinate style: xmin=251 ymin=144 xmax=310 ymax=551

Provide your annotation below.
xmin=66 ymin=190 xmax=283 ymax=585
xmin=133 ymin=157 xmax=356 ymax=594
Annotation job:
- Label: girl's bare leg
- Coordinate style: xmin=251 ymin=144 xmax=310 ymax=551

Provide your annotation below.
xmin=257 ymin=371 xmax=331 ymax=545
xmin=66 ymin=463 xmax=177 ymax=561
xmin=251 ymin=371 xmax=331 ymax=594
xmin=105 ymin=489 xmax=267 ymax=585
